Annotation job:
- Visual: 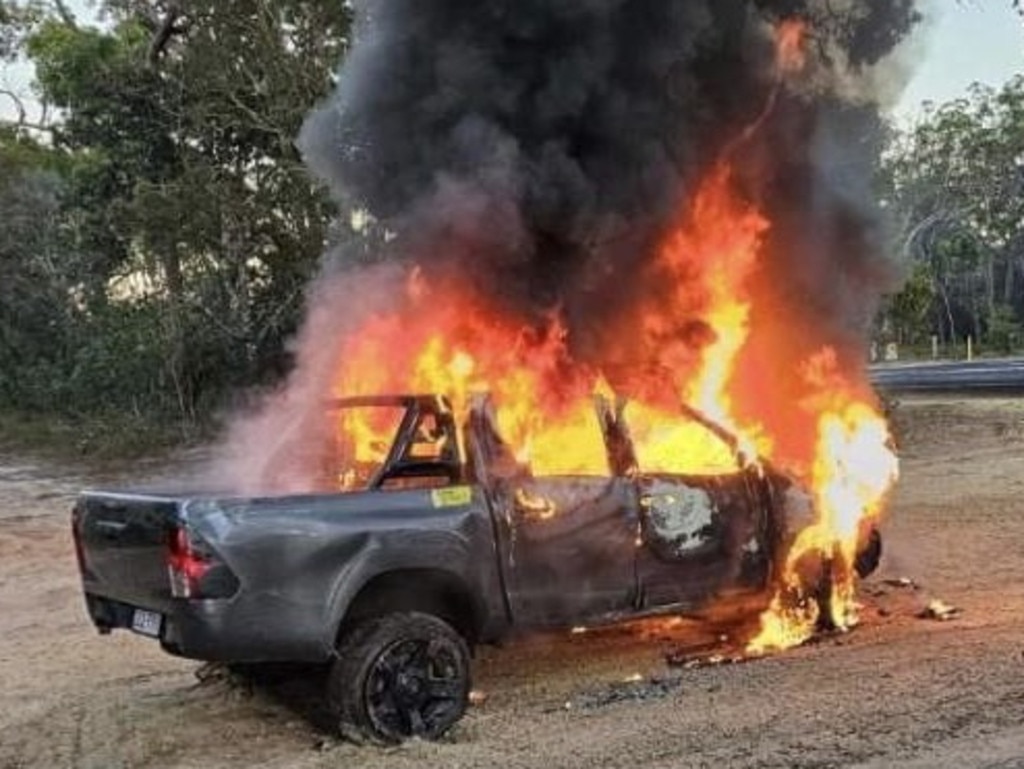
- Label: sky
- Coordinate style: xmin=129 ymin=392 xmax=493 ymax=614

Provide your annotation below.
xmin=1 ymin=0 xmax=1022 ymax=124
xmin=895 ymin=0 xmax=1024 ymax=121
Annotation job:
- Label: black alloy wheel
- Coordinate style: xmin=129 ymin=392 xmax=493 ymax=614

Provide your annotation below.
xmin=365 ymin=636 xmax=465 ymax=738
xmin=329 ymin=612 xmax=471 ymax=743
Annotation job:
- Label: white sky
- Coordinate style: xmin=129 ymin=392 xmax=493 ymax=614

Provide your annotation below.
xmin=896 ymin=0 xmax=1024 ymax=120
xmin=1 ymin=0 xmax=1022 ymax=124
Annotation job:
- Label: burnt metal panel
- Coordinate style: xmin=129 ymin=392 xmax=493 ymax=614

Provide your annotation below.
xmin=493 ymin=476 xmax=639 ymax=628
xmin=635 ymin=470 xmax=772 ymax=608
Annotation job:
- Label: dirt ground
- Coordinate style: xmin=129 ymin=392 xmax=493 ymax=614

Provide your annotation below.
xmin=3 ymin=396 xmax=1024 ymax=769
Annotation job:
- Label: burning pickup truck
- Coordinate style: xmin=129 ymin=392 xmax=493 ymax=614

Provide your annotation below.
xmin=72 ymin=393 xmax=880 ymax=743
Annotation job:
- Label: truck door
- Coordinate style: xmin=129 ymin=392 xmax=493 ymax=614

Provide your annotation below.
xmin=617 ymin=401 xmax=771 ymax=610
xmin=466 ymin=398 xmax=639 ymax=628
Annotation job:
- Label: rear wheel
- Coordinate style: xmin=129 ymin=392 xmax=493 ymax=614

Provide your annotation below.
xmin=328 ymin=612 xmax=471 ymax=744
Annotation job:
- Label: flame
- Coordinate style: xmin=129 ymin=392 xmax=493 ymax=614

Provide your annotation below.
xmin=735 ymin=19 xmax=898 ymax=653
xmin=654 ymin=164 xmax=769 ymax=445
xmin=330 ymin=162 xmax=778 ymax=480
xmin=332 ymin=290 xmax=609 ymax=476
xmin=327 ymin=130 xmax=898 ymax=653
xmin=331 ymin=400 xmax=409 ymax=491
xmin=747 ymin=351 xmax=899 ymax=653
xmin=625 ymin=399 xmax=738 ymax=476
xmin=775 ymin=18 xmax=808 ymax=75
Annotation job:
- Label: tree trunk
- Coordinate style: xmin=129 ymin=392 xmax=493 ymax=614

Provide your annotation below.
xmin=936 ymin=277 xmax=956 ymax=344
xmin=221 ymin=204 xmax=255 ymax=371
xmin=162 ymin=249 xmax=192 ymax=421
xmin=986 ymin=255 xmax=997 ymax=319
xmin=1002 ymin=253 xmax=1015 ymax=307
xmin=1018 ymin=255 xmax=1024 ymax=315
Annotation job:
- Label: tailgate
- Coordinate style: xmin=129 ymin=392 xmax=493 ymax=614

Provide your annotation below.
xmin=73 ymin=493 xmax=182 ymax=611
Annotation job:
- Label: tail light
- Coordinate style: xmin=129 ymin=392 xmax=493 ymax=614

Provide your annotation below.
xmin=167 ymin=525 xmax=239 ymax=599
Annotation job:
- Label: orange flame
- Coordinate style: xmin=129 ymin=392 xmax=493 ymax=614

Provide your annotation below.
xmin=775 ymin=18 xmax=808 ymax=75
xmin=655 ymin=163 xmax=770 ymax=459
xmin=331 ymin=164 xmax=776 ymax=479
xmin=748 ymin=351 xmax=899 ymax=653
xmin=328 ymin=139 xmax=898 ymax=652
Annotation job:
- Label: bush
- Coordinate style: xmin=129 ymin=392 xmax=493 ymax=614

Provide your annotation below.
xmin=986 ymin=304 xmax=1022 ymax=355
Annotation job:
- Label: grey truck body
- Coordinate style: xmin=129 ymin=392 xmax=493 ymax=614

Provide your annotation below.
xmin=73 ymin=394 xmax=791 ymax=663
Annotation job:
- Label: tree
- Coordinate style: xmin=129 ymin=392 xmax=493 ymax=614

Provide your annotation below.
xmin=882 ymin=76 xmax=1024 ymax=350
xmin=0 ymin=1 xmax=354 ymax=422
xmin=882 ymin=261 xmax=936 ymax=346
xmin=0 ymin=129 xmax=70 ymax=406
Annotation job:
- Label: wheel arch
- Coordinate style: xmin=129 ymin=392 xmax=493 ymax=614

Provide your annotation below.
xmin=335 ymin=567 xmax=484 ymax=646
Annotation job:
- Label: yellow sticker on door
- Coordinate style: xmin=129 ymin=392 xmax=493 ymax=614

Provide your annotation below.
xmin=431 ymin=486 xmax=473 ymax=508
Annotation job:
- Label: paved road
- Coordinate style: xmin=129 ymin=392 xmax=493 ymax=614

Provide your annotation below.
xmin=870 ymin=358 xmax=1024 ymax=394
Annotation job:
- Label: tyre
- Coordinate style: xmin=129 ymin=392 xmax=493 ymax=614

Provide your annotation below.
xmin=854 ymin=526 xmax=882 ymax=579
xmin=328 ymin=611 xmax=471 ymax=744
xmin=813 ymin=528 xmax=883 ymax=631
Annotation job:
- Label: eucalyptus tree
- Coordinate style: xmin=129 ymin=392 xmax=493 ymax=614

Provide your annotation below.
xmin=883 ymin=77 xmax=1024 ymax=348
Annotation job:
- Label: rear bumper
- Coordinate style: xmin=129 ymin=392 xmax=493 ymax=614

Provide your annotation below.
xmin=83 ymin=593 xmax=333 ymax=664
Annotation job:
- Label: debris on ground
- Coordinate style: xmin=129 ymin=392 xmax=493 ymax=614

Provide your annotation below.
xmin=917 ymin=599 xmax=962 ymax=621
xmin=665 ymin=650 xmax=749 ymax=669
xmin=572 ymin=674 xmax=685 ymax=710
xmin=193 ymin=662 xmax=235 ymax=686
xmin=882 ymin=577 xmax=919 ymax=590
xmin=469 ymin=690 xmax=488 ymax=707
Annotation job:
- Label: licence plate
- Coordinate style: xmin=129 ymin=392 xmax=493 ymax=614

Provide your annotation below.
xmin=131 ymin=609 xmax=162 ymax=638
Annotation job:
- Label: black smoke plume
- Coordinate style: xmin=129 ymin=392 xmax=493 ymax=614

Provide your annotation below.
xmin=219 ymin=0 xmax=921 ymax=492
xmin=300 ymin=0 xmax=919 ymax=340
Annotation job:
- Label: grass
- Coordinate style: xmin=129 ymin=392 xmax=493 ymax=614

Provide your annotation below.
xmin=0 ymin=409 xmax=211 ymax=462
xmin=876 ymin=343 xmax=1024 ymax=362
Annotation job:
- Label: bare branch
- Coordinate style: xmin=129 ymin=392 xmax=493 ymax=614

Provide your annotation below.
xmin=0 ymin=88 xmax=27 ymax=125
xmin=51 ymin=0 xmax=77 ymax=27
xmin=0 ymin=89 xmax=57 ymax=135
xmin=148 ymin=5 xmax=186 ymax=67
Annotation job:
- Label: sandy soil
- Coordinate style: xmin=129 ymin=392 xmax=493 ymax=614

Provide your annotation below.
xmin=2 ymin=397 xmax=1024 ymax=769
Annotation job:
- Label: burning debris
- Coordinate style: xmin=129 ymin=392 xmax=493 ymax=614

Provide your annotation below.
xmin=223 ymin=0 xmax=924 ymax=652
xmin=666 ymin=649 xmax=751 ymax=670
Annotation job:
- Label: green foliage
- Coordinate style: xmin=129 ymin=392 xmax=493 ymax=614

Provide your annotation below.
xmin=986 ymin=304 xmax=1022 ymax=355
xmin=0 ymin=0 xmax=44 ymax=60
xmin=882 ymin=75 xmax=1024 ymax=349
xmin=0 ymin=408 xmax=201 ymax=460
xmin=886 ymin=262 xmax=936 ymax=344
xmin=0 ymin=1 xmax=353 ymax=433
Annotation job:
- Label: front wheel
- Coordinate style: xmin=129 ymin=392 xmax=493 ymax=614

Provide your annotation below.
xmin=328 ymin=612 xmax=471 ymax=744
xmin=814 ymin=527 xmax=884 ymax=631
xmin=854 ymin=526 xmax=882 ymax=579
